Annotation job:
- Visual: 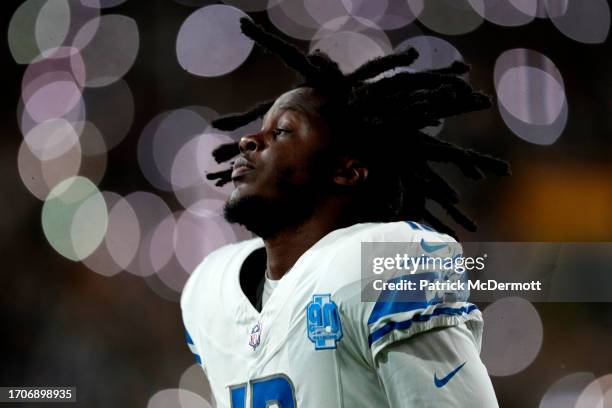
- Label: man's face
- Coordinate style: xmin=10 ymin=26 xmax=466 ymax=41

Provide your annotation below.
xmin=223 ymin=87 xmax=335 ymax=237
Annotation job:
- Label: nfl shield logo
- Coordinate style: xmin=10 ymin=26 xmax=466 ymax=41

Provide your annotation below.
xmin=249 ymin=322 xmax=262 ymax=350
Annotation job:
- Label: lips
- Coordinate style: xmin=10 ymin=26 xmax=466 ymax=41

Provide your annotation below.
xmin=231 ymin=156 xmax=255 ymax=180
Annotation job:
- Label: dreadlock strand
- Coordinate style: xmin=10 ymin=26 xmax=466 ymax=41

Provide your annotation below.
xmin=421 ymin=209 xmax=457 ymax=238
xmin=239 ymin=18 xmax=319 ymax=79
xmin=421 ymin=143 xmax=486 ymax=180
xmin=421 ymin=166 xmax=460 ymax=204
xmin=420 ymin=134 xmax=510 ymax=176
xmin=204 ymin=19 xmax=511 ymax=236
xmin=212 ymin=142 xmax=240 ymax=163
xmin=427 ymin=193 xmax=477 ymax=232
xmin=465 ymin=149 xmax=512 ymax=176
xmin=429 ymin=153 xmax=486 ymax=180
xmin=426 ymin=61 xmax=470 ymax=76
xmin=362 ymin=87 xmax=488 ymax=130
xmin=404 ymin=87 xmax=490 ymax=123
xmin=206 ymin=168 xmax=233 ymax=186
xmin=211 ymin=101 xmax=273 ymax=131
xmin=350 ymin=71 xmax=470 ymax=110
xmin=347 ymin=48 xmax=419 ymax=82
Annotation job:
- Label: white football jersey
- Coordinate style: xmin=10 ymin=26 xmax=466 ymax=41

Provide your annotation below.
xmin=181 ymin=221 xmax=490 ymax=407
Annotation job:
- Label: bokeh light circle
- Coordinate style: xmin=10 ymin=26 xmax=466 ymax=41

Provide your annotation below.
xmin=312 ymin=15 xmax=392 ymax=52
xmin=23 ymin=118 xmax=80 ymax=161
xmin=139 ymin=109 xmax=209 ymax=191
xmin=174 ymin=210 xmax=237 ymax=277
xmin=310 ymin=22 xmax=390 ymax=74
xmin=507 ymin=0 xmax=541 ymax=18
xmin=81 ymin=0 xmax=129 ymax=8
xmin=22 ymin=47 xmax=86 ymax=99
xmin=267 ymin=0 xmax=321 ymax=40
xmin=545 ymin=0 xmax=610 ymax=44
xmin=469 ymin=0 xmax=536 ymax=27
xmin=415 ymin=0 xmax=484 ymax=35
xmin=138 ymin=112 xmax=171 ymax=190
xmin=83 ymin=79 xmax=135 ymax=151
xmin=70 ymin=191 xmax=109 ymax=260
xmin=179 ymin=364 xmax=216 ymax=407
xmin=76 ymin=146 xmax=107 ymax=188
xmin=303 ymin=0 xmax=350 ymax=27
xmin=171 ymin=132 xmax=234 ymax=208
xmin=18 ymin=139 xmax=81 ymax=201
xmin=222 ymin=0 xmax=272 ymax=11
xmin=494 ymin=48 xmax=567 ymax=145
xmin=8 ymin=0 xmax=59 ymax=64
xmin=153 ymin=110 xmax=208 ymax=189
xmin=77 ymin=121 xmax=106 ymax=156
xmin=105 ymin=197 xmax=141 ymax=270
xmin=575 ymin=374 xmax=612 ymax=408
xmin=123 ymin=192 xmax=172 ymax=277
xmin=42 ymin=176 xmax=107 ymax=261
xmin=147 ymin=388 xmax=212 ymax=408
xmin=176 ymin=5 xmax=254 ymax=77
xmin=350 ymin=0 xmax=423 ymax=30
xmin=498 ymin=66 xmax=565 ymax=126
xmin=18 ymin=96 xmax=86 ymax=143
xmin=23 ymin=74 xmax=82 ymax=124
xmin=72 ymin=14 xmax=140 ymax=87
xmin=499 ymin=101 xmax=568 ymax=146
xmin=9 ymin=0 xmax=49 ymax=64
xmin=35 ymin=0 xmax=71 ymax=57
xmin=143 ymin=272 xmax=182 ymax=302
xmin=395 ymin=35 xmax=463 ymax=72
xmin=81 ymin=191 xmax=124 ymax=277
xmin=150 ymin=214 xmax=177 ymax=273
xmin=10 ymin=1 xmax=100 ymax=62
xmin=480 ymin=297 xmax=543 ymax=376
xmin=539 ymin=372 xmax=597 ymax=408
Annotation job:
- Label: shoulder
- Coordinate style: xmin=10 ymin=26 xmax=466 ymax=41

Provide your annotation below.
xmin=314 ymin=221 xmax=458 ymax=292
xmin=369 ymin=220 xmax=458 ymax=244
xmin=315 ymin=222 xmax=478 ymax=361
xmin=326 ymin=220 xmax=457 ymax=254
xmin=180 ymin=237 xmax=263 ymax=313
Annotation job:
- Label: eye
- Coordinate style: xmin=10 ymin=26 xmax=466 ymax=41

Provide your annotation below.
xmin=272 ymin=128 xmax=293 ymax=138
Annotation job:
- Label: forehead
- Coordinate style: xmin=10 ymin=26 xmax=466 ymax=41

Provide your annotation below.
xmin=264 ymin=88 xmax=326 ymax=122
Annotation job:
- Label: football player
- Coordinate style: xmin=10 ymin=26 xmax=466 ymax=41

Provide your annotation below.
xmin=182 ymin=18 xmax=509 ymax=407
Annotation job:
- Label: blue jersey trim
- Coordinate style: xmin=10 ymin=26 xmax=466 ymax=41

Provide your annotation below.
xmin=185 ymin=329 xmax=194 ymax=345
xmin=367 ymin=272 xmax=441 ymax=325
xmin=406 ymin=221 xmax=421 ymax=230
xmin=368 ymin=304 xmax=478 ymax=346
xmin=405 ymin=220 xmax=435 ymax=232
xmin=184 ymin=329 xmax=202 ymax=364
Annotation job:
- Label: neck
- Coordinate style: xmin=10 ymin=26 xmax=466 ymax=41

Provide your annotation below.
xmin=263 ymin=200 xmax=349 ymax=280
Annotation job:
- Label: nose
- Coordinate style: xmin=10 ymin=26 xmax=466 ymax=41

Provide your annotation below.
xmin=238 ymin=132 xmax=264 ymax=154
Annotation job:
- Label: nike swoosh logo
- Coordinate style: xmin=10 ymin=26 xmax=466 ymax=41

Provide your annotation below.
xmin=434 ymin=362 xmax=466 ymax=388
xmin=420 ymin=238 xmax=448 ymax=253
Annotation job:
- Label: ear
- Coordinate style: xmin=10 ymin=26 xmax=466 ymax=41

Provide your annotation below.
xmin=333 ymin=157 xmax=369 ymax=187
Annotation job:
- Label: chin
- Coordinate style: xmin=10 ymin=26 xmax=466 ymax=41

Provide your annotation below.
xmin=224 ymin=193 xmax=277 ymax=239
xmin=225 ymin=192 xmax=316 ymax=241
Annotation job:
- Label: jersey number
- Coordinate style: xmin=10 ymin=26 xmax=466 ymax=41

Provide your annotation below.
xmin=230 ymin=374 xmax=296 ymax=408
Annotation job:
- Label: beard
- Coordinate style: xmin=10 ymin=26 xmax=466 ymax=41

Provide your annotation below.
xmin=223 ymin=175 xmax=324 ymax=240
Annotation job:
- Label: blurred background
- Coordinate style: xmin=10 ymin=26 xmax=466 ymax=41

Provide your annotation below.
xmin=1 ymin=0 xmax=611 ymax=406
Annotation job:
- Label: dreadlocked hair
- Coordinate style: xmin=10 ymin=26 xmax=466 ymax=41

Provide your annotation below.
xmin=207 ymin=17 xmax=511 ymax=237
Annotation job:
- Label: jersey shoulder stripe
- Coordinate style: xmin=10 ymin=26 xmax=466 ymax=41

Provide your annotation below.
xmin=368 ymin=303 xmax=479 ymax=346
